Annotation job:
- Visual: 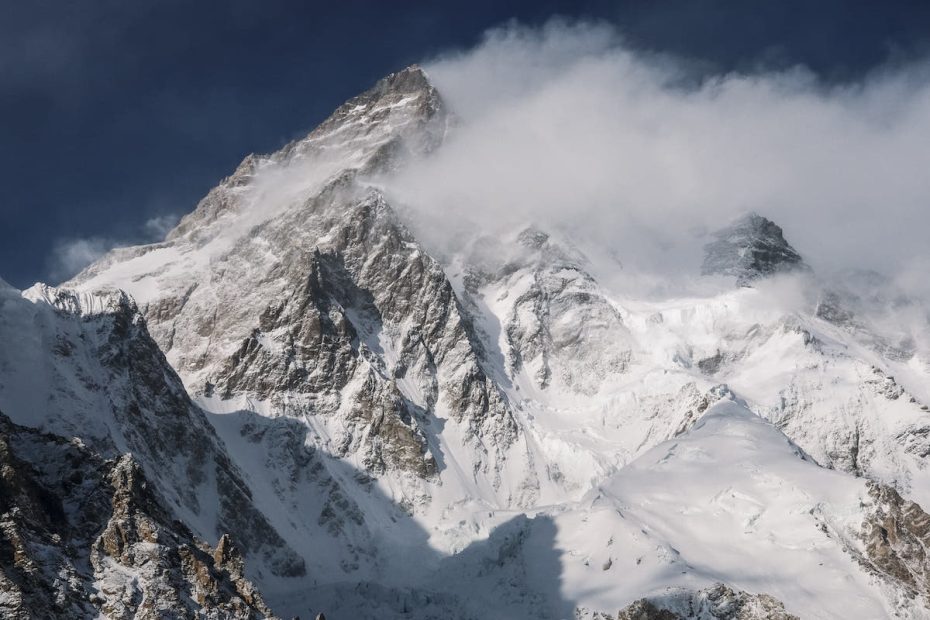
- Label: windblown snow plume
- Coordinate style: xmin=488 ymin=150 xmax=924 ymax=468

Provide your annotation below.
xmin=388 ymin=21 xmax=930 ymax=284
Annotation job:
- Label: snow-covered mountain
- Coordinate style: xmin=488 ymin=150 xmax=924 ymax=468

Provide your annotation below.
xmin=2 ymin=65 xmax=930 ymax=619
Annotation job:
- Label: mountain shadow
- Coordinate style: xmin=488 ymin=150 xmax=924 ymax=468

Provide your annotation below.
xmin=203 ymin=407 xmax=574 ymax=620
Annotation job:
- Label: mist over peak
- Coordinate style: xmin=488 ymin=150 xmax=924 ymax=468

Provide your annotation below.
xmin=379 ymin=20 xmax=930 ymax=292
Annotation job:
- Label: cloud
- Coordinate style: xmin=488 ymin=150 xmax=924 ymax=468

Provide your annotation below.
xmin=48 ymin=237 xmax=113 ymax=283
xmin=46 ymin=212 xmax=180 ymax=284
xmin=143 ymin=214 xmax=181 ymax=240
xmin=381 ymin=20 xmax=930 ymax=291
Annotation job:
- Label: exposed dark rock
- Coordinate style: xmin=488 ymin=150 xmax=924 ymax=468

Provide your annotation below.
xmin=616 ymin=600 xmax=679 ymax=620
xmin=697 ymin=351 xmax=726 ymax=375
xmin=702 ymin=213 xmax=809 ymax=286
xmin=17 ymin=284 xmax=305 ymax=579
xmin=615 ymin=584 xmax=798 ymax=619
xmin=859 ymin=481 xmax=930 ymax=603
xmin=0 ymin=411 xmax=276 ymax=619
xmin=815 ymin=290 xmax=856 ymax=325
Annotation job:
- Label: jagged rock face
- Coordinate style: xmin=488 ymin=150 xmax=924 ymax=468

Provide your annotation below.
xmin=860 ymin=481 xmax=930 ymax=604
xmin=70 ymin=67 xmax=516 ymax=484
xmin=215 ymin=187 xmax=513 ymax=439
xmin=614 ymin=584 xmax=798 ymax=620
xmin=0 ymin=283 xmax=305 ymax=579
xmin=0 ymin=412 xmax=274 ymax=619
xmin=702 ymin=213 xmax=808 ymax=286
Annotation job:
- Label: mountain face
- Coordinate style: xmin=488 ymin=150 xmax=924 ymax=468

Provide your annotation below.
xmin=3 ymin=66 xmax=930 ymax=619
xmin=0 ymin=281 xmax=305 ymax=580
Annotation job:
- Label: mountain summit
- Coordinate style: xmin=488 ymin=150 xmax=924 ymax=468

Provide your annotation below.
xmin=702 ymin=212 xmax=809 ymax=286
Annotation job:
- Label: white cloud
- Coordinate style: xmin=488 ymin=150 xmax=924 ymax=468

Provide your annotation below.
xmin=47 ymin=212 xmax=180 ymax=284
xmin=143 ymin=213 xmax=180 ymax=239
xmin=381 ymin=20 xmax=930 ymax=288
xmin=48 ymin=237 xmax=112 ymax=283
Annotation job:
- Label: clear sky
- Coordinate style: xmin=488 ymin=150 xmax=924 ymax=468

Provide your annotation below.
xmin=3 ymin=0 xmax=930 ymax=288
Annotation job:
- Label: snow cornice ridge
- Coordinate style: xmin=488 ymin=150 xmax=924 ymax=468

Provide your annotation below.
xmin=22 ymin=282 xmax=140 ymax=319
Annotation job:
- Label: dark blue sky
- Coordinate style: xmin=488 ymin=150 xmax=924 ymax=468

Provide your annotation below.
xmin=3 ymin=0 xmax=930 ymax=288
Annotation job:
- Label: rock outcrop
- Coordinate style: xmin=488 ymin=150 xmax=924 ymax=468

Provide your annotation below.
xmin=0 ymin=411 xmax=275 ymax=619
xmin=860 ymin=481 xmax=930 ymax=604
xmin=614 ymin=584 xmax=798 ymax=620
xmin=0 ymin=282 xmax=305 ymax=579
xmin=702 ymin=213 xmax=808 ymax=286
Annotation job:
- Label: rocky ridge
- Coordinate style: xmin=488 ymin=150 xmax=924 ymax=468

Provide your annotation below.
xmin=0 ymin=279 xmax=306 ymax=581
xmin=612 ymin=584 xmax=798 ymax=620
xmin=0 ymin=411 xmax=273 ymax=619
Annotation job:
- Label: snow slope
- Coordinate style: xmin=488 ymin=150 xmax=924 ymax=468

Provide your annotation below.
xmin=563 ymin=399 xmax=919 ymax=619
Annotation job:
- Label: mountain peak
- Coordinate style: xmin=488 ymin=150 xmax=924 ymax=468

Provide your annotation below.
xmin=306 ymin=63 xmax=443 ymax=145
xmin=375 ymin=63 xmax=433 ymax=93
xmin=162 ymin=64 xmax=447 ymax=242
xmin=702 ymin=212 xmax=809 ymax=286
